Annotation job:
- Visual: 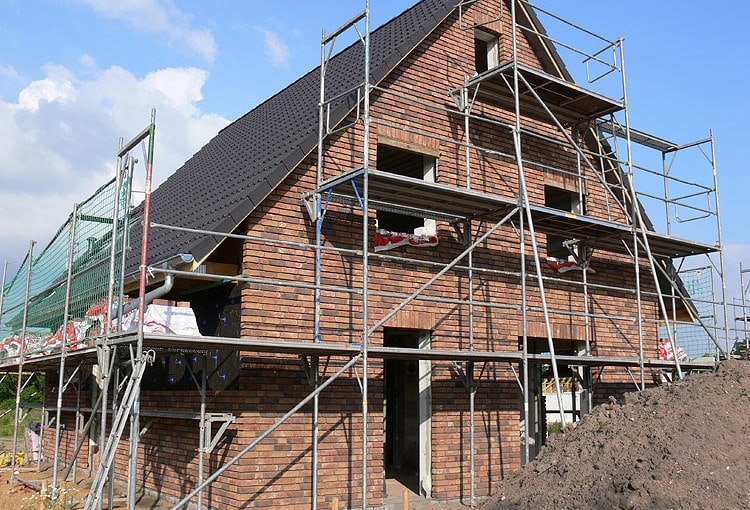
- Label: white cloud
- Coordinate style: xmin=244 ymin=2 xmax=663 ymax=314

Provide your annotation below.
xmin=79 ymin=54 xmax=97 ymax=70
xmin=257 ymin=28 xmax=291 ymax=68
xmin=17 ymin=77 xmax=76 ymax=110
xmin=0 ymin=65 xmax=20 ymax=80
xmin=79 ymin=0 xmax=217 ymax=64
xmin=144 ymin=67 xmax=208 ymax=108
xmin=0 ymin=63 xmax=230 ymax=274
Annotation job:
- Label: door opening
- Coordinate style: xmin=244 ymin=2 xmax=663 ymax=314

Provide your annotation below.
xmin=521 ymin=337 xmax=590 ymax=463
xmin=384 ymin=328 xmax=431 ymax=497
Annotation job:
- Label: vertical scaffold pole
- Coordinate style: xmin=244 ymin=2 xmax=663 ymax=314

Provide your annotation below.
xmin=0 ymin=261 xmax=7 ymax=328
xmin=361 ymin=2 xmax=371 ymax=508
xmin=197 ymin=369 xmax=207 ymax=510
xmin=618 ymin=39 xmax=647 ymax=386
xmin=312 ymin=22 xmax=328 ymax=510
xmin=463 ymin=80 xmax=477 ymax=506
xmin=619 ymin=41 xmax=681 ymax=376
xmin=0 ymin=263 xmax=6 ymax=466
xmin=11 ymin=240 xmax=35 ymax=482
xmin=53 ymin=203 xmax=80 ymax=488
xmin=510 ymin=0 xmax=566 ymax=430
xmin=98 ymin=136 xmax=125 ymax=499
xmin=131 ymin=108 xmax=157 ymax=509
xmin=741 ymin=263 xmax=748 ymax=353
xmin=709 ymin=131 xmax=730 ymax=355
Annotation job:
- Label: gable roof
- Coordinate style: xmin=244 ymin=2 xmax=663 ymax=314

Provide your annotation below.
xmin=129 ymin=0 xmax=462 ymax=274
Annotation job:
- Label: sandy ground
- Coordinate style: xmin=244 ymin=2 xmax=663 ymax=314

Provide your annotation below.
xmin=0 ymin=461 xmax=172 ymax=509
xmin=484 ymin=360 xmax=750 ymax=509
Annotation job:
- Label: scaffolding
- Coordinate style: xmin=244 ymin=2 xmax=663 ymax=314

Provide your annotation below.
xmin=0 ymin=1 xmax=729 ymax=509
xmin=729 ymin=263 xmax=750 ymax=356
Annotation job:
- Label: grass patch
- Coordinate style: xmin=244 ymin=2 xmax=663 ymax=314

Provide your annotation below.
xmin=547 ymin=421 xmax=563 ymax=435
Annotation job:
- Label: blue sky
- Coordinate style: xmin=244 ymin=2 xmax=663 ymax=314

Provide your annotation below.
xmin=0 ymin=0 xmax=748 ymax=310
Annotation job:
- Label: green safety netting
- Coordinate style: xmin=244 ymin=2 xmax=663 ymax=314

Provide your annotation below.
xmin=0 ymin=174 xmax=132 ymax=362
xmin=660 ymin=266 xmax=719 ymax=360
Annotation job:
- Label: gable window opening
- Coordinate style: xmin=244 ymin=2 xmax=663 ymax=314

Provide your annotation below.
xmin=374 ymin=144 xmax=438 ymax=252
xmin=474 ymin=28 xmax=499 ymax=74
xmin=544 ymin=185 xmax=594 ymax=274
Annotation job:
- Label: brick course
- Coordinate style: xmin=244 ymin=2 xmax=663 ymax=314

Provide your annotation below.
xmin=42 ymin=1 xmax=664 ymax=508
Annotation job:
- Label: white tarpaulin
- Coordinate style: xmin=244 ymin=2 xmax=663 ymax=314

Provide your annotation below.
xmin=119 ymin=304 xmax=202 ymax=336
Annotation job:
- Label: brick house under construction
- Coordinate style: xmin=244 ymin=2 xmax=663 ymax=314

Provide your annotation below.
xmin=0 ymin=0 xmax=727 ymax=508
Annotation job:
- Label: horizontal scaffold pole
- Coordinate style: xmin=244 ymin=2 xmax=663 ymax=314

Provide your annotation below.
xmin=170 ymin=354 xmax=361 ymax=510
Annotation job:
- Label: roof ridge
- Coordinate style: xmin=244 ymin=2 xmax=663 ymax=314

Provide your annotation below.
xmin=219 ymin=0 xmax=458 ymax=137
xmin=128 ymin=0 xmax=464 ymax=273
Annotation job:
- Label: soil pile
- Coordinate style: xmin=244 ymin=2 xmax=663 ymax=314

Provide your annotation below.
xmin=485 ymin=360 xmax=750 ymax=510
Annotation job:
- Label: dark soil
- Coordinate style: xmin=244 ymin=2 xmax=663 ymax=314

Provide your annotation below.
xmin=484 ymin=360 xmax=750 ymax=510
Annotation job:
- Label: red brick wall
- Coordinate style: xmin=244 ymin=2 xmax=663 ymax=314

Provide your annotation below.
xmin=41 ymin=1 xmax=663 ymax=507
xmin=41 ymin=378 xmax=93 ymax=470
xmin=232 ymin=0 xmax=660 ymax=506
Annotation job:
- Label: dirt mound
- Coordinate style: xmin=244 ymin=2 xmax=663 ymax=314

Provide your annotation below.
xmin=485 ymin=360 xmax=750 ymax=510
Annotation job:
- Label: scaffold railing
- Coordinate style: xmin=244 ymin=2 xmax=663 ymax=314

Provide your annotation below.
xmin=0 ymin=176 xmax=130 ymax=365
xmin=0 ymin=2 xmax=732 ymax=509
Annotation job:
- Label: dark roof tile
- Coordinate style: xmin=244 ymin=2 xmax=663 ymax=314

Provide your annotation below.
xmin=128 ymin=0 xmax=461 ymax=273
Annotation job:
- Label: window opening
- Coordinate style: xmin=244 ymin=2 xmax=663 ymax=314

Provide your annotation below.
xmin=545 ymin=185 xmax=583 ymax=259
xmin=376 ymin=144 xmax=436 ymax=235
xmin=474 ymin=29 xmax=499 ymax=73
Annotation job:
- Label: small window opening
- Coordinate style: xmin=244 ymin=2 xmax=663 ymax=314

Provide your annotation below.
xmin=377 ymin=144 xmax=436 ymax=235
xmin=474 ymin=29 xmax=499 ymax=73
xmin=545 ymin=186 xmax=583 ymax=259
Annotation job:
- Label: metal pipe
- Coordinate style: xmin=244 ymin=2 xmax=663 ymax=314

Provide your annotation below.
xmin=106 ymin=351 xmax=119 ymax=509
xmin=311 ymin=359 xmax=320 ymax=510
xmin=616 ymin=39 xmax=648 ymax=385
xmin=619 ymin=42 xmax=682 ymax=375
xmin=96 ymin=142 xmax=125 ymax=509
xmin=170 ymin=354 xmax=361 ymax=510
xmin=521 ymin=194 xmax=530 ymax=464
xmin=0 ymin=261 xmax=8 ymax=330
xmin=313 ymin=27 xmax=326 ymax=503
xmin=53 ymin=401 xmax=106 ymax=481
xmin=710 ymin=131 xmax=730 ymax=355
xmin=511 ymin=0 xmax=530 ymax=465
xmin=582 ymin=251 xmax=592 ymax=409
xmin=136 ymin=108 xmax=157 ymax=351
xmin=318 ymin=26 xmax=326 ymax=188
xmin=11 ymin=240 xmax=35 ymax=482
xmin=74 ymin=369 xmax=82 ymax=482
xmin=361 ymin=4 xmax=370 ymax=508
xmin=53 ymin=203 xmax=79 ymax=488
xmin=512 ymin=0 xmax=566 ymax=428
xmin=154 ymin=252 xmax=674 ymax=315
xmin=38 ymin=386 xmax=47 ymax=472
xmin=741 ymin=263 xmax=748 ymax=353
xmin=463 ymin=78 xmax=478 ymax=502
xmin=368 ymin=208 xmax=518 ymax=336
xmin=520 ymin=0 xmax=617 ymax=45
xmin=197 ymin=367 xmax=207 ymax=510
xmin=130 ymin=108 xmax=156 ymax=510
xmin=128 ymin=373 xmax=137 ymax=509
xmin=312 ymin=31 xmax=327 ymax=508
xmin=322 ymin=9 xmax=366 ymax=44
xmin=464 ymin=74 xmax=476 ymax=506
xmin=118 ymin=126 xmax=151 ymax=157
xmin=469 ymin=364 xmax=475 ymax=506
